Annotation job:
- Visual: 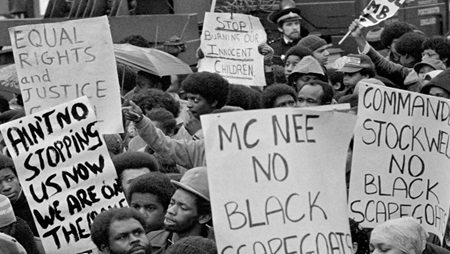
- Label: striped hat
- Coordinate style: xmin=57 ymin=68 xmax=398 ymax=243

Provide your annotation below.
xmin=0 ymin=194 xmax=16 ymax=228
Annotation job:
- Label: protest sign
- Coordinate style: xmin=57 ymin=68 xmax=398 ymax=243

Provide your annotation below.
xmin=348 ymin=84 xmax=450 ymax=241
xmin=359 ymin=0 xmax=405 ymax=27
xmin=8 ymin=16 xmax=123 ymax=134
xmin=202 ymin=108 xmax=357 ymax=254
xmin=198 ymin=12 xmax=267 ymax=86
xmin=0 ymin=96 xmax=127 ymax=254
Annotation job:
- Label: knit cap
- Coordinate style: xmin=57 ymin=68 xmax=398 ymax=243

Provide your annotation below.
xmin=0 ymin=194 xmax=16 ymax=228
xmin=298 ymin=35 xmax=331 ymax=51
xmin=0 ymin=233 xmax=26 ymax=254
xmin=166 ymin=236 xmax=217 ymax=254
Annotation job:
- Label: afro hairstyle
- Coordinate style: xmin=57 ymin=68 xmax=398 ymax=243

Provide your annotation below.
xmin=181 ymin=72 xmax=230 ymax=109
xmin=261 ymin=84 xmax=297 ymax=108
xmin=131 ymin=88 xmax=180 ymax=118
xmin=112 ymin=152 xmax=160 ymax=182
xmin=227 ymin=84 xmax=262 ymax=110
xmin=127 ymin=172 xmax=175 ymax=210
xmin=422 ymin=36 xmax=450 ymax=67
xmin=166 ymin=236 xmax=217 ymax=254
xmin=90 ymin=208 xmax=147 ymax=250
xmin=380 ymin=21 xmax=414 ymax=48
xmin=395 ymin=32 xmax=428 ymax=63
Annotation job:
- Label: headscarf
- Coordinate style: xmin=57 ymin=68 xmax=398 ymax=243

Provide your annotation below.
xmin=371 ymin=217 xmax=428 ymax=254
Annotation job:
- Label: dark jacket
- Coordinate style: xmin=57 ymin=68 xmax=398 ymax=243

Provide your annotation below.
xmin=269 ymin=37 xmax=300 ymax=66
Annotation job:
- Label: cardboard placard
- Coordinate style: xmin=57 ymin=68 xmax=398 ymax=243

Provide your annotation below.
xmin=9 ymin=16 xmax=123 ymax=134
xmin=202 ymin=108 xmax=357 ymax=253
xmin=0 ymin=96 xmax=127 ymax=254
xmin=349 ymin=84 xmax=450 ymax=241
xmin=198 ymin=12 xmax=267 ymax=86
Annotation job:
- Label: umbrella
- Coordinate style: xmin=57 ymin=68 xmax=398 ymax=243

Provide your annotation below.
xmin=113 ymin=43 xmax=193 ymax=77
xmin=0 ymin=64 xmax=20 ymax=94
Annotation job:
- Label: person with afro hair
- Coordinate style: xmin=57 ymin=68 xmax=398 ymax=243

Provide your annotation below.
xmin=422 ymin=36 xmax=450 ymax=68
xmin=90 ymin=207 xmax=152 ymax=254
xmin=261 ymin=84 xmax=297 ymax=108
xmin=166 ymin=236 xmax=217 ymax=254
xmin=128 ymin=172 xmax=176 ymax=233
xmin=349 ymin=20 xmax=425 ymax=92
xmin=395 ymin=32 xmax=428 ymax=68
xmin=181 ymin=72 xmax=230 ymax=120
xmin=121 ymin=73 xmax=229 ymax=171
xmin=112 ymin=152 xmax=160 ymax=199
xmin=379 ymin=21 xmax=414 ymax=64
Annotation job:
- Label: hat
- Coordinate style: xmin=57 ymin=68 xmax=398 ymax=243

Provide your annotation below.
xmin=413 ymin=58 xmax=446 ymax=73
xmin=288 ymin=56 xmax=325 ymax=84
xmin=338 ymin=54 xmax=375 ymax=73
xmin=420 ymin=68 xmax=450 ymax=95
xmin=268 ymin=0 xmax=302 ymax=24
xmin=298 ymin=35 xmax=331 ymax=51
xmin=166 ymin=236 xmax=216 ymax=254
xmin=284 ymin=45 xmax=313 ymax=64
xmin=0 ymin=194 xmax=16 ymax=228
xmin=171 ymin=167 xmax=209 ymax=201
xmin=0 ymin=233 xmax=26 ymax=254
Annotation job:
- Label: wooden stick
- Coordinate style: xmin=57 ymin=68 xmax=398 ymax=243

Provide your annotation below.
xmin=338 ymin=29 xmax=352 ymax=45
xmin=210 ymin=0 xmax=217 ymax=13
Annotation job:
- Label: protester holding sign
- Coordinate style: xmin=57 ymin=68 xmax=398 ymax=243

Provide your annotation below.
xmin=348 ymin=20 xmax=426 ymax=91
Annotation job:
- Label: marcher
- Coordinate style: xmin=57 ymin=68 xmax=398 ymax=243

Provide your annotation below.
xmin=147 ymin=167 xmax=213 ymax=254
xmin=128 ymin=172 xmax=176 ymax=232
xmin=297 ymin=80 xmax=334 ymax=108
xmin=90 ymin=207 xmax=153 ymax=254
xmin=112 ymin=152 xmax=160 ymax=199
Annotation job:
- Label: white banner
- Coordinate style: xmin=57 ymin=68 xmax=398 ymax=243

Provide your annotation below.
xmin=349 ymin=84 xmax=450 ymax=241
xmin=202 ymin=108 xmax=357 ymax=254
xmin=0 ymin=97 xmax=127 ymax=254
xmin=198 ymin=12 xmax=267 ymax=86
xmin=9 ymin=16 xmax=123 ymax=134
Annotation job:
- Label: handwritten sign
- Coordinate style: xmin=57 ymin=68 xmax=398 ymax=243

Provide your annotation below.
xmin=202 ymin=108 xmax=357 ymax=253
xmin=348 ymin=85 xmax=450 ymax=241
xmin=360 ymin=0 xmax=405 ymax=27
xmin=0 ymin=97 xmax=127 ymax=254
xmin=198 ymin=12 xmax=267 ymax=86
xmin=8 ymin=16 xmax=123 ymax=134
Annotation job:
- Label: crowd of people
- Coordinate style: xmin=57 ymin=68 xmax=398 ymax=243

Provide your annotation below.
xmin=2 ymin=0 xmax=450 ymax=253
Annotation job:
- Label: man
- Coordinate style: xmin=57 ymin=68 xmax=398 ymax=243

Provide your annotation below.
xmin=90 ymin=207 xmax=152 ymax=254
xmin=147 ymin=167 xmax=212 ymax=254
xmin=268 ymin=0 xmax=303 ymax=66
xmin=112 ymin=152 xmax=160 ymax=199
xmin=0 ymin=154 xmax=38 ymax=237
xmin=128 ymin=172 xmax=176 ymax=232
xmin=122 ymin=72 xmax=230 ymax=169
xmin=297 ymin=80 xmax=334 ymax=108
xmin=298 ymin=35 xmax=332 ymax=66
